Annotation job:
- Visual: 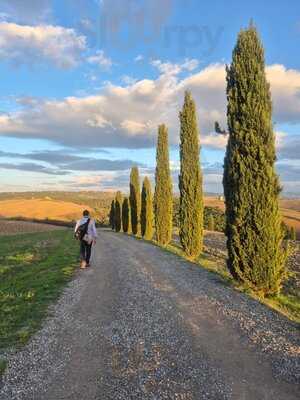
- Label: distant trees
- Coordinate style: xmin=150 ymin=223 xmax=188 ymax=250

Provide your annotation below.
xmin=115 ymin=191 xmax=122 ymax=232
xmin=141 ymin=177 xmax=154 ymax=240
xmin=122 ymin=197 xmax=131 ymax=233
xmin=130 ymin=167 xmax=141 ymax=235
xmin=154 ymin=124 xmax=173 ymax=246
xmin=179 ymin=91 xmax=204 ymax=259
xmin=109 ymin=200 xmax=115 ymax=230
xmin=223 ymin=24 xmax=287 ymax=296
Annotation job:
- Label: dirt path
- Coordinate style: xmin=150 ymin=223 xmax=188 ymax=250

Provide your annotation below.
xmin=1 ymin=230 xmax=299 ymax=399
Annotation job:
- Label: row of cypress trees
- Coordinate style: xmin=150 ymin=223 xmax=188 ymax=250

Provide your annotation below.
xmin=109 ymin=90 xmax=204 ymax=261
xmin=154 ymin=93 xmax=204 ymax=261
xmin=109 ymin=171 xmax=154 ymax=240
xmin=109 ymin=23 xmax=288 ymax=296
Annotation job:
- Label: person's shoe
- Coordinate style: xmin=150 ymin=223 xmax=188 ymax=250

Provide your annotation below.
xmin=86 ymin=263 xmax=91 ymax=268
xmin=80 ymin=260 xmax=87 ymax=269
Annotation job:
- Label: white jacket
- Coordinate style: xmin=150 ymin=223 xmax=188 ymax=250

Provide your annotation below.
xmin=75 ymin=217 xmax=98 ymax=239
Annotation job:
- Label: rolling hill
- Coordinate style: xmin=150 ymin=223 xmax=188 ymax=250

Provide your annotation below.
xmin=0 ymin=199 xmax=93 ymax=222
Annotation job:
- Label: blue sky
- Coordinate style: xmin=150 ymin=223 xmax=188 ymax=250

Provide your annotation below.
xmin=0 ymin=0 xmax=300 ymax=195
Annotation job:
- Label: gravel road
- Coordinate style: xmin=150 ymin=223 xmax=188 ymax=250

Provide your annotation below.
xmin=0 ymin=230 xmax=299 ymax=400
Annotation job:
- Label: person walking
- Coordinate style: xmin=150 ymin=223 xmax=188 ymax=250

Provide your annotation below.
xmin=75 ymin=210 xmax=98 ymax=269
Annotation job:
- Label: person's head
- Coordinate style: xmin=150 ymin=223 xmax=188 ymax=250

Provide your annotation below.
xmin=83 ymin=210 xmax=90 ymax=217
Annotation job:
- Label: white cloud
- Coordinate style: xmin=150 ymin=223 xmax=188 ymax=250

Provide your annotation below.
xmin=0 ymin=62 xmax=300 ymax=156
xmin=181 ymin=58 xmax=200 ymax=71
xmin=0 ymin=22 xmax=86 ymax=68
xmin=151 ymin=58 xmax=199 ymax=75
xmin=86 ymin=115 xmax=109 ymax=128
xmin=121 ymin=120 xmax=148 ymax=135
xmin=267 ymin=64 xmax=300 ymax=124
xmin=201 ymin=134 xmax=228 ymax=149
xmin=122 ymin=75 xmax=138 ymax=85
xmin=87 ymin=50 xmax=113 ymax=70
xmin=134 ymin=55 xmax=144 ymax=62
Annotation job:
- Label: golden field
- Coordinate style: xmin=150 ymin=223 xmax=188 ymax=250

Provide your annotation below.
xmin=0 ymin=199 xmax=92 ymax=222
xmin=0 ymin=194 xmax=299 ymax=238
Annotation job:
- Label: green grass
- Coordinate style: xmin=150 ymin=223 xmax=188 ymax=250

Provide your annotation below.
xmin=0 ymin=358 xmax=7 ymax=377
xmin=0 ymin=230 xmax=78 ymax=351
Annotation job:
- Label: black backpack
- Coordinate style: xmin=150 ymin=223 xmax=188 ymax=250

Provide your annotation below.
xmin=75 ymin=218 xmax=90 ymax=241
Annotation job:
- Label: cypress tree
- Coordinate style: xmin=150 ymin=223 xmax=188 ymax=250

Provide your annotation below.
xmin=208 ymin=214 xmax=215 ymax=231
xmin=290 ymin=227 xmax=296 ymax=241
xmin=115 ymin=191 xmax=122 ymax=232
xmin=179 ymin=91 xmax=204 ymax=259
xmin=141 ymin=177 xmax=154 ymax=240
xmin=224 ymin=24 xmax=287 ymax=296
xmin=122 ymin=197 xmax=130 ymax=233
xmin=109 ymin=200 xmax=115 ymax=230
xmin=127 ymin=202 xmax=132 ymax=234
xmin=154 ymin=124 xmax=173 ymax=246
xmin=129 ymin=166 xmax=141 ymax=235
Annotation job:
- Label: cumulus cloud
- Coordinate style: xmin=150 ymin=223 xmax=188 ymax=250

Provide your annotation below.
xmin=0 ymin=22 xmax=86 ymax=68
xmin=267 ymin=65 xmax=300 ymax=124
xmin=0 ymin=63 xmax=225 ymax=148
xmin=0 ymin=62 xmax=300 ymax=155
xmin=87 ymin=50 xmax=113 ymax=70
xmin=151 ymin=58 xmax=199 ymax=75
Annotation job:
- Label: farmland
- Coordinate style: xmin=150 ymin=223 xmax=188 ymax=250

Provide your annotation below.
xmin=0 ymin=199 xmax=92 ymax=222
xmin=0 ymin=220 xmax=65 ymax=236
xmin=0 ymin=192 xmax=114 ymax=224
xmin=0 ymin=192 xmax=299 ymax=238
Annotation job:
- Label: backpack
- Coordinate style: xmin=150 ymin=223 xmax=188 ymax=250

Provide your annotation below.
xmin=75 ymin=218 xmax=90 ymax=241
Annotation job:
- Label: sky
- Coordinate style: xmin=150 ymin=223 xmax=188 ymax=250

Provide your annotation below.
xmin=0 ymin=0 xmax=300 ymax=195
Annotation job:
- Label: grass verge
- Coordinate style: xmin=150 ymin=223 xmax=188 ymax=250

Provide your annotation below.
xmin=0 ymin=359 xmax=7 ymax=378
xmin=0 ymin=230 xmax=78 ymax=354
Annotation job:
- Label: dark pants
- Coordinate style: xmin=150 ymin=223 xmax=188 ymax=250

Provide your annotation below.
xmin=80 ymin=240 xmax=93 ymax=263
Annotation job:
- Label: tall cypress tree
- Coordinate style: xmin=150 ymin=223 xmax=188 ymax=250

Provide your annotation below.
xmin=224 ymin=24 xmax=287 ymax=296
xmin=208 ymin=214 xmax=215 ymax=232
xmin=154 ymin=124 xmax=173 ymax=246
xmin=122 ymin=197 xmax=130 ymax=233
xmin=127 ymin=202 xmax=132 ymax=234
xmin=115 ymin=191 xmax=122 ymax=232
xmin=141 ymin=177 xmax=154 ymax=240
xmin=129 ymin=166 xmax=141 ymax=235
xmin=290 ymin=227 xmax=296 ymax=241
xmin=179 ymin=91 xmax=204 ymax=259
xmin=109 ymin=200 xmax=115 ymax=230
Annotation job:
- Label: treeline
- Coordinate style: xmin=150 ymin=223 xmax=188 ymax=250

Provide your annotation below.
xmin=109 ymin=24 xmax=290 ymax=297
